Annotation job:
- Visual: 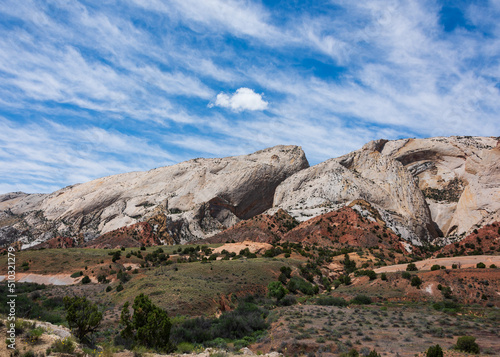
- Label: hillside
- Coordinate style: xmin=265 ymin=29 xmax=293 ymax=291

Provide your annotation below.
xmin=1 ymin=136 xmax=499 ymax=250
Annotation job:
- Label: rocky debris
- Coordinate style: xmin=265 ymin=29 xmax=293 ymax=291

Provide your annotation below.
xmin=0 ymin=145 xmax=308 ymax=247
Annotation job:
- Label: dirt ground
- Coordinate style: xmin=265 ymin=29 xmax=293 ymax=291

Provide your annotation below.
xmin=212 ymin=241 xmax=273 ymax=255
xmin=374 ymin=255 xmax=500 ymax=273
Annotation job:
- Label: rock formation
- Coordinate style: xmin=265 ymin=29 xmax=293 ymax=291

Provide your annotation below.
xmin=1 ymin=136 xmax=498 ymax=249
xmin=381 ymin=136 xmax=500 ymax=240
xmin=0 ymin=145 xmax=308 ymax=248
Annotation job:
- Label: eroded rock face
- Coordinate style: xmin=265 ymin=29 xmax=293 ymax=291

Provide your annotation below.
xmin=272 ymin=136 xmax=499 ymax=245
xmin=271 ymin=140 xmax=435 ymax=244
xmin=381 ymin=136 xmax=500 ymax=239
xmin=0 ymin=145 xmax=309 ymax=247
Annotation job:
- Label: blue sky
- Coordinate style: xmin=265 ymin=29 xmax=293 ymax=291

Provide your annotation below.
xmin=0 ymin=0 xmax=499 ymax=194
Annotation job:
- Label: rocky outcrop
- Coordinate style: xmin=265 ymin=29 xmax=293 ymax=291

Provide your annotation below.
xmin=381 ymin=136 xmax=500 ymax=239
xmin=1 ymin=136 xmax=498 ymax=248
xmin=271 ymin=136 xmax=499 ymax=245
xmin=271 ymin=140 xmax=435 ymax=244
xmin=0 ymin=145 xmax=308 ymax=247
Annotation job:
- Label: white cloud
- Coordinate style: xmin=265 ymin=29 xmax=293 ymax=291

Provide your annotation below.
xmin=212 ymin=88 xmax=268 ymax=112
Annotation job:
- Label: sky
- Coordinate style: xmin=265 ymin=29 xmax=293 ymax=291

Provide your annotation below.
xmin=0 ymin=0 xmax=499 ymax=194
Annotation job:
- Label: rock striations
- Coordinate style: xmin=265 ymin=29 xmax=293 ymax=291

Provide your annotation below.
xmin=0 ymin=136 xmax=498 ymax=249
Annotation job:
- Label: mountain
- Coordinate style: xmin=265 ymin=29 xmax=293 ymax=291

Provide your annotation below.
xmin=271 ymin=136 xmax=500 ymax=245
xmin=0 ymin=145 xmax=308 ymax=248
xmin=0 ymin=136 xmax=498 ymax=249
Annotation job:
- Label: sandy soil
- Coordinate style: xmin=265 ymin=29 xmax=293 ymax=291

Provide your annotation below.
xmin=212 ymin=241 xmax=273 ymax=255
xmin=374 ymin=255 xmax=500 ymax=273
xmin=0 ymin=273 xmax=77 ymax=285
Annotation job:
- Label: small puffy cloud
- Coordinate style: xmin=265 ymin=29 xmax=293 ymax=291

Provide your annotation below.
xmin=211 ymin=87 xmax=268 ymax=112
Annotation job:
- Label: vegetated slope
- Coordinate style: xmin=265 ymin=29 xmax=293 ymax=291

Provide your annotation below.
xmin=201 ymin=209 xmax=298 ymax=244
xmin=0 ymin=145 xmax=308 ymax=248
xmin=437 ymin=221 xmax=500 ymax=257
xmin=205 ymin=204 xmax=417 ymax=256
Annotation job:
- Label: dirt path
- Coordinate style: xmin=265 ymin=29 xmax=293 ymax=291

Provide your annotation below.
xmin=0 ymin=273 xmax=77 ymax=285
xmin=374 ymin=255 xmax=500 ymax=273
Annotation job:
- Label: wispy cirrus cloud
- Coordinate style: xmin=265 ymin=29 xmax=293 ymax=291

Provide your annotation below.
xmin=0 ymin=0 xmax=499 ymax=194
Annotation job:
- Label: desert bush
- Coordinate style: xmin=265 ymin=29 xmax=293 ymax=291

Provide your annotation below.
xmin=81 ymin=275 xmax=91 ymax=284
xmin=411 ymin=276 xmax=422 ymax=289
xmin=350 ymin=295 xmax=372 ymax=305
xmin=268 ymin=281 xmax=287 ymax=301
xmin=401 ymin=271 xmax=411 ymax=279
xmin=51 ymin=337 xmax=75 ymax=353
xmin=431 ymin=265 xmax=440 ymax=271
xmin=26 ymin=327 xmax=44 ymax=345
xmin=316 ymin=296 xmax=348 ymax=307
xmin=120 ymin=294 xmax=173 ymax=352
xmin=476 ymin=262 xmax=486 ymax=269
xmin=176 ymin=342 xmax=195 ymax=353
xmin=278 ymin=294 xmax=297 ymax=306
xmin=406 ymin=263 xmax=418 ymax=271
xmin=286 ymin=276 xmax=316 ymax=295
xmin=70 ymin=271 xmax=83 ymax=278
xmin=426 ymin=344 xmax=443 ymax=357
xmin=455 ymin=336 xmax=479 ymax=354
xmin=354 ymin=270 xmax=377 ymax=280
xmin=380 ymin=273 xmax=387 ymax=281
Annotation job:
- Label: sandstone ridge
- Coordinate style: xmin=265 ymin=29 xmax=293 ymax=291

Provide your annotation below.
xmin=0 ymin=145 xmax=308 ymax=248
xmin=0 ymin=136 xmax=498 ymax=248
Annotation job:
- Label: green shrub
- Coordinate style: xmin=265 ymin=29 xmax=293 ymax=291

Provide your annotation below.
xmin=70 ymin=271 xmax=83 ymax=278
xmin=406 ymin=263 xmax=418 ymax=271
xmin=433 ymin=300 xmax=459 ymax=312
xmin=368 ymin=350 xmax=381 ymax=357
xmin=51 ymin=338 xmax=75 ymax=353
xmin=380 ymin=273 xmax=387 ymax=281
xmin=426 ymin=344 xmax=443 ymax=357
xmin=401 ymin=271 xmax=411 ymax=279
xmin=355 ymin=270 xmax=377 ymax=280
xmin=455 ymin=336 xmax=479 ymax=354
xmin=316 ymin=296 xmax=348 ymax=307
xmin=430 ymin=265 xmax=440 ymax=271
xmin=267 ymin=281 xmax=287 ymax=301
xmin=26 ymin=327 xmax=44 ymax=344
xmin=116 ymin=284 xmax=124 ymax=292
xmin=340 ymin=348 xmax=359 ymax=357
xmin=176 ymin=342 xmax=195 ymax=353
xmin=63 ymin=296 xmax=102 ymax=342
xmin=120 ymin=294 xmax=173 ymax=352
xmin=476 ymin=262 xmax=486 ymax=269
xmin=350 ymin=294 xmax=372 ymax=305
xmin=81 ymin=275 xmax=91 ymax=284
xmin=278 ymin=294 xmax=297 ymax=306
xmin=286 ymin=276 xmax=316 ymax=295
xmin=490 ymin=264 xmax=497 ymax=268
xmin=411 ymin=276 xmax=422 ymax=289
